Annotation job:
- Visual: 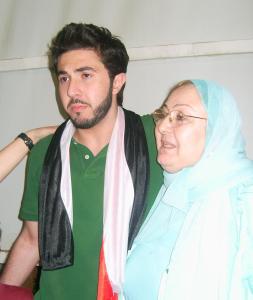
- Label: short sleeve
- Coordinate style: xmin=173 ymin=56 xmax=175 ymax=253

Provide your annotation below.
xmin=18 ymin=135 xmax=52 ymax=221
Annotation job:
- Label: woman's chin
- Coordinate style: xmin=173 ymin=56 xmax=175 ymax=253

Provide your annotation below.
xmin=158 ymin=158 xmax=181 ymax=173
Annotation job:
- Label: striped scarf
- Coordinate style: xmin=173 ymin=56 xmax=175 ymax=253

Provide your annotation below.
xmin=39 ymin=107 xmax=149 ymax=299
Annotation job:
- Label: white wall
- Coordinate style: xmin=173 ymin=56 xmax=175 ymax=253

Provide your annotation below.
xmin=126 ymin=53 xmax=253 ymax=155
xmin=0 ymin=0 xmax=253 ymax=259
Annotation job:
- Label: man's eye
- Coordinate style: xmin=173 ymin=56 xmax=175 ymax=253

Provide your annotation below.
xmin=82 ymin=73 xmax=92 ymax=79
xmin=59 ymin=76 xmax=68 ymax=83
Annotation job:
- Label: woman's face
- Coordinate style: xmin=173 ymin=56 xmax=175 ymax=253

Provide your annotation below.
xmin=155 ymin=84 xmax=207 ymax=173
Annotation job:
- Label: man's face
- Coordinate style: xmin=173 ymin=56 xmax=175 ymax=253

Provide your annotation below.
xmin=57 ymin=49 xmax=113 ymax=129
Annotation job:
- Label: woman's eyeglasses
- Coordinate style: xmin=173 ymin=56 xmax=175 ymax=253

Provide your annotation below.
xmin=153 ymin=108 xmax=207 ymax=128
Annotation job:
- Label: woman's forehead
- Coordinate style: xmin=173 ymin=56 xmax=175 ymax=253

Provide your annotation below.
xmin=166 ymin=85 xmax=206 ymax=113
xmin=168 ymin=85 xmax=198 ymax=101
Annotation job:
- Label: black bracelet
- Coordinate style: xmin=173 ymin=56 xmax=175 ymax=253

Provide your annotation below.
xmin=17 ymin=133 xmax=34 ymax=151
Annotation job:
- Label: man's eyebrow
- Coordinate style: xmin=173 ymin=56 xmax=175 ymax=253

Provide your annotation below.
xmin=75 ymin=66 xmax=96 ymax=72
xmin=57 ymin=70 xmax=67 ymax=76
xmin=57 ymin=66 xmax=96 ymax=76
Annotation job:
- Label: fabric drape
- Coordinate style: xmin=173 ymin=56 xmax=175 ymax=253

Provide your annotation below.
xmin=39 ymin=107 xmax=150 ymax=297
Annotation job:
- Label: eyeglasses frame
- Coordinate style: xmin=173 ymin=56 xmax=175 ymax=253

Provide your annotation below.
xmin=153 ymin=107 xmax=207 ymax=125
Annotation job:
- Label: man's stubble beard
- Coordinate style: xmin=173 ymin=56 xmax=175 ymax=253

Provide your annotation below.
xmin=70 ymin=84 xmax=113 ymax=129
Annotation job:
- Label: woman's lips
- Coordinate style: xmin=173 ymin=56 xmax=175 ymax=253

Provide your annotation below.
xmin=161 ymin=140 xmax=176 ymax=149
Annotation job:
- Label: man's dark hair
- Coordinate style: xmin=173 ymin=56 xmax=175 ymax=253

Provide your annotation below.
xmin=49 ymin=22 xmax=129 ymax=106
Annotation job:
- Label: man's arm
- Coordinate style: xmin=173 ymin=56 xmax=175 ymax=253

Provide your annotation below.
xmin=0 ymin=221 xmax=39 ymax=286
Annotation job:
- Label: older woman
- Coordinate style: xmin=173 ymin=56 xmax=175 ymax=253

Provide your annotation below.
xmin=121 ymin=80 xmax=253 ymax=300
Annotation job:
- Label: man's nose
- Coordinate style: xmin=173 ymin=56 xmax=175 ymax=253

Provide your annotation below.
xmin=67 ymin=79 xmax=82 ymax=99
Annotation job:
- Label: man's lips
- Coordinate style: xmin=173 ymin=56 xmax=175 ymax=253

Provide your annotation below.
xmin=67 ymin=98 xmax=89 ymax=110
xmin=70 ymin=104 xmax=88 ymax=113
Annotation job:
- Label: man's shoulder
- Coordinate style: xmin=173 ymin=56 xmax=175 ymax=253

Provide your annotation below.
xmin=141 ymin=114 xmax=155 ymax=132
xmin=123 ymin=109 xmax=155 ymax=135
xmin=141 ymin=113 xmax=153 ymax=123
xmin=123 ymin=108 xmax=154 ymax=129
xmin=29 ymin=134 xmax=53 ymax=162
xmin=34 ymin=134 xmax=53 ymax=150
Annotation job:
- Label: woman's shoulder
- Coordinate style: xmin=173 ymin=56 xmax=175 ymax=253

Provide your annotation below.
xmin=229 ymin=178 xmax=253 ymax=214
xmin=237 ymin=179 xmax=253 ymax=201
xmin=237 ymin=178 xmax=253 ymax=203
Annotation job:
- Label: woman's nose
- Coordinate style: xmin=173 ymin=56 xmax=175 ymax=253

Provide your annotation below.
xmin=156 ymin=117 xmax=173 ymax=134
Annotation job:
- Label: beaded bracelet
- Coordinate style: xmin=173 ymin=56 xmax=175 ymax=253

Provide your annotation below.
xmin=17 ymin=133 xmax=34 ymax=151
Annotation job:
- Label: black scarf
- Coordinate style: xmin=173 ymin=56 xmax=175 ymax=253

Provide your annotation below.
xmin=39 ymin=109 xmax=150 ymax=270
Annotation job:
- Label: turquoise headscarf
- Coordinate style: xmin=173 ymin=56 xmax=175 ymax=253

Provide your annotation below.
xmin=157 ymin=79 xmax=253 ymax=209
xmin=122 ymin=80 xmax=253 ymax=300
xmin=193 ymin=79 xmax=247 ymax=171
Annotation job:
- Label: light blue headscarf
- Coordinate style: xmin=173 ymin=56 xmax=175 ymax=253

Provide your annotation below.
xmin=122 ymin=80 xmax=253 ymax=300
xmin=190 ymin=80 xmax=251 ymax=188
xmin=157 ymin=79 xmax=253 ymax=213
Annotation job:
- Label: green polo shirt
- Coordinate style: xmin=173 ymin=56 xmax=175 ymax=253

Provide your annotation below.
xmin=19 ymin=114 xmax=163 ymax=300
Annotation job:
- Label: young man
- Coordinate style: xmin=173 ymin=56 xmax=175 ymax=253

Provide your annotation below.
xmin=0 ymin=23 xmax=162 ymax=299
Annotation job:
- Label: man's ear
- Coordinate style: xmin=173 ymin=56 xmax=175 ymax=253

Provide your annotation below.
xmin=112 ymin=73 xmax=126 ymax=95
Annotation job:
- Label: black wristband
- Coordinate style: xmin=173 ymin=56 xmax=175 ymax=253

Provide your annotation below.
xmin=17 ymin=133 xmax=34 ymax=151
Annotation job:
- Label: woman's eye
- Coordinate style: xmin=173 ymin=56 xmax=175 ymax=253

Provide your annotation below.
xmin=153 ymin=109 xmax=166 ymax=121
xmin=176 ymin=112 xmax=185 ymax=121
xmin=162 ymin=111 xmax=168 ymax=118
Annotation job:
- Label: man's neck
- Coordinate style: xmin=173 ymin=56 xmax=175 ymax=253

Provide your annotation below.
xmin=73 ymin=106 xmax=119 ymax=156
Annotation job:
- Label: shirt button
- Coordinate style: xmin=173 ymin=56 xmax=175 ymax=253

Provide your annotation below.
xmin=84 ymin=154 xmax=90 ymax=160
